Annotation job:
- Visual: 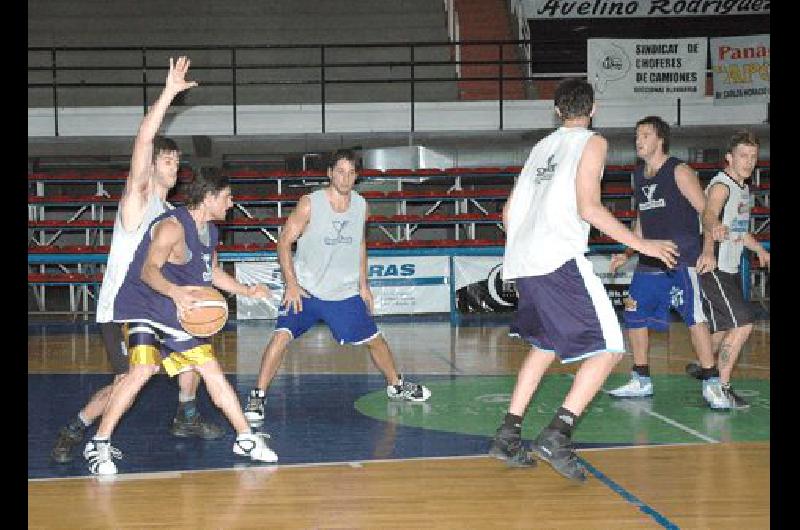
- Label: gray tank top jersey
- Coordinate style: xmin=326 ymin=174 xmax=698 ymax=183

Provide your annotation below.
xmin=708 ymin=171 xmax=750 ymax=273
xmin=95 ymin=193 xmax=171 ymax=323
xmin=294 ymin=189 xmax=365 ymax=301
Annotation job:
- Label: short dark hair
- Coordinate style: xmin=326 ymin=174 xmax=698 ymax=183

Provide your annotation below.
xmin=185 ymin=166 xmax=229 ymax=208
xmin=326 ymin=149 xmax=358 ymax=170
xmin=153 ymin=135 xmax=180 ymax=162
xmin=728 ymin=129 xmax=760 ymax=154
xmin=554 ymin=78 xmax=594 ymax=120
xmin=635 ymin=116 xmax=670 ymax=154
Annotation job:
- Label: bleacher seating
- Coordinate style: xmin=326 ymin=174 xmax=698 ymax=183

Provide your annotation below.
xmin=28 ymin=161 xmax=770 ymax=314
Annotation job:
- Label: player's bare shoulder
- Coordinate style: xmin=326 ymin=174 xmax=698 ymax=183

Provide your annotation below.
xmin=151 ymin=214 xmax=183 ymax=244
xmin=585 ymin=133 xmax=608 ymax=153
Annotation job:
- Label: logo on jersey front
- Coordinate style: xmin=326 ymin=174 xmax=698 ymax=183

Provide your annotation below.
xmin=534 ymin=155 xmax=557 ymax=184
xmin=324 ymin=220 xmax=354 ymax=245
xmin=202 ymin=253 xmax=212 ymax=281
xmin=639 ymin=184 xmax=666 ymax=211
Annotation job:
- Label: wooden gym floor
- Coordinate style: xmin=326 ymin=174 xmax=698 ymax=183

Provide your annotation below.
xmin=28 ymin=316 xmax=770 ymax=528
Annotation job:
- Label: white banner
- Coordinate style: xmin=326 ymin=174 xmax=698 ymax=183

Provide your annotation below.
xmin=453 ymin=254 xmax=639 ymax=313
xmin=711 ymin=34 xmax=770 ymax=105
xmin=588 ymin=38 xmax=707 ymax=100
xmin=234 ymin=255 xmax=450 ymax=319
xmin=525 ymin=0 xmax=770 ymax=18
xmin=368 ymin=256 xmax=450 ymax=315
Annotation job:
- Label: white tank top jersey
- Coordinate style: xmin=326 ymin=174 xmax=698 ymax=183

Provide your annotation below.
xmin=294 ymin=189 xmax=366 ymax=301
xmin=95 ymin=193 xmax=171 ymax=323
xmin=708 ymin=171 xmax=750 ymax=274
xmin=503 ymin=126 xmax=596 ymax=279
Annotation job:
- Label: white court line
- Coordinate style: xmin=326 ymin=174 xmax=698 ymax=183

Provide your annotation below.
xmin=633 ymin=407 xmax=719 ymax=444
xmin=566 ymin=374 xmax=721 ymax=444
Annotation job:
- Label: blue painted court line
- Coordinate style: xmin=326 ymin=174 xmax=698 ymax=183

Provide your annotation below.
xmin=579 ymin=457 xmax=679 ymax=529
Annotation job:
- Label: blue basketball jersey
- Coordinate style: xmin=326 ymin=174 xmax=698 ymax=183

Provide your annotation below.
xmin=113 ymin=206 xmax=218 ymax=335
xmin=634 ymin=156 xmax=701 ymax=270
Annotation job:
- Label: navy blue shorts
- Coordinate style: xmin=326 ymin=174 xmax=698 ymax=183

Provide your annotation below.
xmin=623 ymin=266 xmax=707 ymax=332
xmin=275 ymin=293 xmax=380 ymax=345
xmin=509 ymin=256 xmax=624 ymax=363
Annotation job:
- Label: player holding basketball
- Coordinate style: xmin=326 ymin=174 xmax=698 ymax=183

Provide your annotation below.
xmin=242 ymin=149 xmax=430 ymax=426
xmin=607 ymin=116 xmax=730 ymax=409
xmin=684 ymin=130 xmax=770 ymax=409
xmin=488 ymin=79 xmax=678 ymax=481
xmin=83 ymin=169 xmax=277 ymax=475
xmin=51 ymin=57 xmax=224 ymax=464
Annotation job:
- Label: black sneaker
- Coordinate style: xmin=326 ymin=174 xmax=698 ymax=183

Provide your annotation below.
xmin=170 ymin=413 xmax=225 ymax=440
xmin=721 ymin=383 xmax=750 ymax=410
xmin=685 ymin=361 xmax=703 ymax=380
xmin=51 ymin=426 xmax=84 ymax=464
xmin=531 ymin=428 xmax=587 ymax=482
xmin=244 ymin=390 xmax=266 ymax=424
xmin=488 ymin=425 xmax=536 ymax=467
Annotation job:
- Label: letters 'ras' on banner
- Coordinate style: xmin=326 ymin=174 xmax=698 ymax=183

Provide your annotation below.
xmin=588 ymin=38 xmax=707 ymax=100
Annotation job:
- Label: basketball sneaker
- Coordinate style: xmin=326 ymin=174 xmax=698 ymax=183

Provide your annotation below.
xmin=244 ymin=389 xmax=266 ymax=424
xmin=721 ymin=382 xmax=750 ymax=410
xmin=608 ymin=371 xmax=654 ymax=398
xmin=702 ymin=377 xmax=732 ymax=410
xmin=531 ymin=428 xmax=587 ymax=482
xmin=233 ymin=432 xmax=278 ymax=463
xmin=170 ymin=412 xmax=225 ymax=440
xmin=51 ymin=425 xmax=85 ymax=463
xmin=386 ymin=375 xmax=431 ymax=402
xmin=684 ymin=361 xmax=703 ymax=380
xmin=488 ymin=424 xmax=536 ymax=467
xmin=83 ymin=439 xmax=123 ymax=475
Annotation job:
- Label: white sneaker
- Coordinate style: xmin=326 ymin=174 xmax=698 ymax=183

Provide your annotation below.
xmin=387 ymin=375 xmax=431 ymax=402
xmin=702 ymin=377 xmax=732 ymax=410
xmin=234 ymin=432 xmax=278 ymax=463
xmin=608 ymin=372 xmax=654 ymax=398
xmin=83 ymin=439 xmax=122 ymax=475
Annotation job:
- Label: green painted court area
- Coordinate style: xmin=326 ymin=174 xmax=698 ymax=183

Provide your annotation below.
xmin=355 ymin=374 xmax=770 ymax=445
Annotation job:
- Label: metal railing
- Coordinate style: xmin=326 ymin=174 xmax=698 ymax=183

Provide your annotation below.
xmin=28 ymin=40 xmax=537 ymax=136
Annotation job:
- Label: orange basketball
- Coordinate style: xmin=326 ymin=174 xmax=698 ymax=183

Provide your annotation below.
xmin=178 ymin=286 xmax=229 ymax=337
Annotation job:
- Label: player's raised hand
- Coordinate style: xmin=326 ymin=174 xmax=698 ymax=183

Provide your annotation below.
xmin=166 ymin=56 xmax=199 ymax=95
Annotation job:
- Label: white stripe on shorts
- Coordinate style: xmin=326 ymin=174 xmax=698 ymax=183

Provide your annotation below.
xmin=710 ymin=270 xmax=738 ymax=328
xmin=574 ymin=255 xmax=625 ymax=353
xmin=687 ymin=267 xmax=708 ymax=325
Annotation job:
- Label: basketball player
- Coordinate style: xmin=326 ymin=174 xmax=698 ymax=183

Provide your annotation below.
xmin=488 ymin=79 xmax=678 ymax=481
xmin=51 ymin=57 xmax=223 ymax=464
xmin=607 ymin=116 xmax=731 ymax=409
xmin=684 ymin=130 xmax=770 ymax=409
xmin=242 ymin=149 xmax=430 ymax=426
xmin=82 ymin=169 xmax=277 ymax=475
